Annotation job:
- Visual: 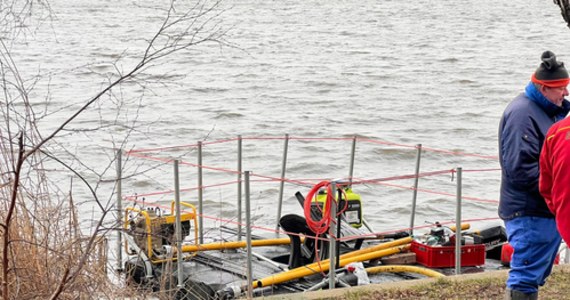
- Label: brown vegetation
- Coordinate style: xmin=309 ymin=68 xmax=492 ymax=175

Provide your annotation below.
xmin=277 ymin=265 xmax=570 ymax=300
xmin=0 ymin=0 xmax=229 ymax=299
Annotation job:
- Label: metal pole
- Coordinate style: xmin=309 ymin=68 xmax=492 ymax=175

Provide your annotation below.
xmin=237 ymin=136 xmax=243 ymax=241
xmin=347 ymin=136 xmax=375 ymax=233
xmin=115 ymin=149 xmax=123 ymax=272
xmin=329 ymin=182 xmax=337 ymax=290
xmin=275 ymin=134 xmax=289 ymax=235
xmin=174 ymin=160 xmax=184 ymax=288
xmin=410 ymin=144 xmax=422 ymax=235
xmin=361 ymin=218 xmax=374 ymax=234
xmin=348 ymin=136 xmax=356 ymax=185
xmin=455 ymin=167 xmax=462 ymax=275
xmin=198 ymin=141 xmax=204 ymax=244
xmin=245 ymin=171 xmax=253 ymax=299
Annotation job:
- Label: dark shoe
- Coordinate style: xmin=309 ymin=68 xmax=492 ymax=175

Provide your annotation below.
xmin=505 ymin=288 xmax=538 ymax=300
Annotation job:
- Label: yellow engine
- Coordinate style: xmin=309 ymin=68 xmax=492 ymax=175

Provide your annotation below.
xmin=315 ymin=187 xmax=363 ymax=228
xmin=125 ymin=201 xmax=198 ymax=259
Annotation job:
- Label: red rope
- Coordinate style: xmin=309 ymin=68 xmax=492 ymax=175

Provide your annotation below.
xmin=121 ymin=195 xmax=501 ymax=246
xmin=354 ymin=169 xmax=455 ymax=184
xmin=304 ymin=181 xmax=334 ymax=235
xmin=125 ymin=135 xmax=499 ymax=160
xmin=368 ymin=180 xmax=500 ymax=204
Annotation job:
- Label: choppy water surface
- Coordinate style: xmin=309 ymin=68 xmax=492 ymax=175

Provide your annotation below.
xmin=11 ymin=0 xmax=570 ymax=234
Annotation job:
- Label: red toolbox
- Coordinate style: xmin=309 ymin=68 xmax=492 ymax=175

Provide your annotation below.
xmin=410 ymin=240 xmax=486 ymax=268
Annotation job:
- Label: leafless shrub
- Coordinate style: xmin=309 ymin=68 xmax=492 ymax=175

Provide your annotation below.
xmin=0 ymin=0 xmax=230 ymax=299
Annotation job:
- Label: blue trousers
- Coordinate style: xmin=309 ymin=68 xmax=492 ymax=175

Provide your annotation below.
xmin=505 ymin=216 xmax=561 ymax=294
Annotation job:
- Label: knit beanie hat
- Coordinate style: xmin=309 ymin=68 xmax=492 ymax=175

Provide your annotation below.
xmin=531 ymin=51 xmax=570 ymax=88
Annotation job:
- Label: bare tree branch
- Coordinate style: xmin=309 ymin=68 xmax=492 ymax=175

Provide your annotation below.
xmin=0 ymin=0 xmax=232 ymax=298
xmin=2 ymin=131 xmax=23 ymax=299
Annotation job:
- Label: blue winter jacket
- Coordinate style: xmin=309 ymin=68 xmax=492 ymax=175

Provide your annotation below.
xmin=498 ymin=82 xmax=570 ymax=220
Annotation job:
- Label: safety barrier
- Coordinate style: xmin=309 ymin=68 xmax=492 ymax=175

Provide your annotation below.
xmin=114 ymin=134 xmax=518 ymax=293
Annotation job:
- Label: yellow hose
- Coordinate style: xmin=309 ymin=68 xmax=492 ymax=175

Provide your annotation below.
xmin=249 ymin=237 xmax=412 ymax=289
xmin=179 ymin=233 xmax=411 ymax=254
xmin=179 ymin=237 xmax=300 ymax=253
xmin=449 ymin=223 xmax=470 ymax=232
xmin=366 ymin=265 xmax=445 ymax=278
xmin=340 ymin=237 xmax=413 ymax=259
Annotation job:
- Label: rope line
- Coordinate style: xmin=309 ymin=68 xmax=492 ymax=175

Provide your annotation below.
xmin=120 ymin=135 xmax=502 ymax=248
xmin=122 ymin=170 xmax=499 ymax=205
xmin=128 ymin=150 xmax=490 ymax=188
xmin=372 ymin=181 xmax=500 ymax=204
xmin=125 ymin=135 xmax=499 ymax=160
xmin=123 ymin=194 xmax=501 ymax=244
xmin=355 ymin=169 xmax=455 ymax=184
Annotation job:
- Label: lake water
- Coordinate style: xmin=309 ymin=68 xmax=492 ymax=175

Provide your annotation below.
xmin=8 ymin=0 xmax=570 ymax=238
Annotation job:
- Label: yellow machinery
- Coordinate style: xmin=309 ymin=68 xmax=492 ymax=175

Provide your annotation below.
xmin=124 ymin=201 xmax=198 ymax=262
xmin=315 ymin=187 xmax=363 ymax=228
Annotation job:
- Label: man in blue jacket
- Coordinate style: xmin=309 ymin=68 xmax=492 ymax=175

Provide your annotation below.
xmin=499 ymin=50 xmax=570 ymax=300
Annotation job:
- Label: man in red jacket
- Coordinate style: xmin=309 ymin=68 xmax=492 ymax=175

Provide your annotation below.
xmin=539 ymin=117 xmax=570 ymax=244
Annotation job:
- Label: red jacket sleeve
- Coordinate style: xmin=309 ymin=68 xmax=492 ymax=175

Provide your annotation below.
xmin=540 ymin=120 xmax=570 ymax=244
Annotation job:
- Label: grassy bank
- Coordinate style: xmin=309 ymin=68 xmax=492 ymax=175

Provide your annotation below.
xmin=264 ymin=265 xmax=570 ymax=300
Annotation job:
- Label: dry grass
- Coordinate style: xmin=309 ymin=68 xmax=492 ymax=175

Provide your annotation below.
xmin=271 ymin=265 xmax=570 ymax=300
xmin=2 ymin=202 xmax=110 ymax=299
xmin=338 ymin=266 xmax=570 ymax=300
